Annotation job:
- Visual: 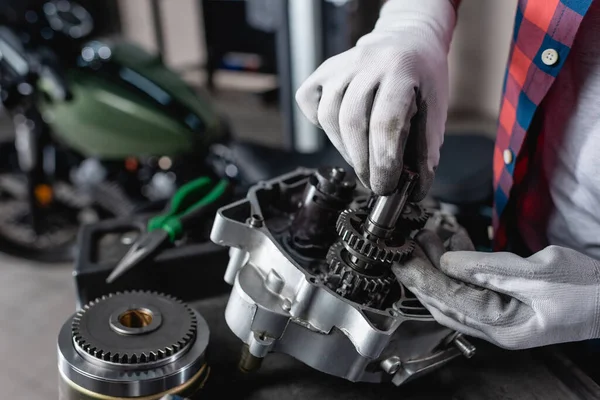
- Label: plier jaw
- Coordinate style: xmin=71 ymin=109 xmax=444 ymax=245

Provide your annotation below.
xmin=105 ymin=178 xmax=232 ymax=284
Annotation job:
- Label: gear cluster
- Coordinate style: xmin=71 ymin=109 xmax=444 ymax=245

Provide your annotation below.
xmin=324 ymin=202 xmax=429 ymax=308
xmin=72 ymin=290 xmax=197 ymax=365
xmin=325 ymin=242 xmax=394 ymax=308
xmin=336 ymin=209 xmax=416 ymax=264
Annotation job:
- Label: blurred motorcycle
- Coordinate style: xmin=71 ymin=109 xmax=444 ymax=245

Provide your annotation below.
xmin=0 ymin=1 xmax=229 ymax=261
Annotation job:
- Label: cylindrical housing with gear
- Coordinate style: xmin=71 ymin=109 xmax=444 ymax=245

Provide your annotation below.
xmin=290 ymin=166 xmax=355 ymax=256
xmin=57 ymin=291 xmax=210 ymax=400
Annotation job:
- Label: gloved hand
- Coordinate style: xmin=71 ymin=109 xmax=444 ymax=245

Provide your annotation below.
xmin=295 ymin=0 xmax=458 ymax=199
xmin=393 ymin=230 xmax=600 ymax=350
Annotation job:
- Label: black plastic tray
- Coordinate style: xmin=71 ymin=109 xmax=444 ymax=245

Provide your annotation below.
xmin=73 ymin=214 xmax=230 ymax=309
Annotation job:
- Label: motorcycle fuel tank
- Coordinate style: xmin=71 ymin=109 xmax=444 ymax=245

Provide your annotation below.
xmin=38 ymin=40 xmax=225 ymax=159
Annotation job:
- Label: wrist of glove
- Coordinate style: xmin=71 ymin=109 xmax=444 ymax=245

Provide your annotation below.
xmin=295 ymin=0 xmax=456 ymax=198
xmin=393 ymin=230 xmax=600 ymax=350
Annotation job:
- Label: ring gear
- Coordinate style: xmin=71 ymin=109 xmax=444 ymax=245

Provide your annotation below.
xmin=336 ymin=209 xmax=415 ymax=264
xmin=72 ymin=291 xmax=197 ymax=365
xmin=325 ymin=242 xmax=395 ymax=307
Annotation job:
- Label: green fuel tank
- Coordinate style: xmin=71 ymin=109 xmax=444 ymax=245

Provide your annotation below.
xmin=38 ymin=40 xmax=226 ymax=160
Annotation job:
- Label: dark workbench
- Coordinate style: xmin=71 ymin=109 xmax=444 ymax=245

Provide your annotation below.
xmin=194 ymin=295 xmax=600 ymax=400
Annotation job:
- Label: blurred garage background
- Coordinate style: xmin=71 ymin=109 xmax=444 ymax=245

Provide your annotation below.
xmin=0 ymin=0 xmax=517 ymax=398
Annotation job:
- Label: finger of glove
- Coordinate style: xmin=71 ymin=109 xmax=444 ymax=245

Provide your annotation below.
xmin=405 ymin=85 xmax=446 ymax=201
xmin=430 ymin=307 xmax=533 ymax=350
xmin=295 ymin=74 xmax=324 ymax=129
xmin=403 ymin=97 xmax=433 ymax=201
xmin=398 ymin=257 xmax=518 ymax=348
xmin=448 ymin=228 xmax=475 ymax=252
xmin=368 ymin=80 xmax=417 ymax=195
xmin=440 ymin=251 xmax=532 ymax=297
xmin=317 ymin=80 xmax=353 ymax=162
xmin=338 ymin=73 xmax=381 ymax=189
xmin=393 ymin=252 xmax=527 ymax=330
xmin=414 ymin=229 xmax=445 ymax=269
xmin=442 ymin=246 xmax=600 ymax=297
xmin=426 ymin=306 xmax=495 ymax=345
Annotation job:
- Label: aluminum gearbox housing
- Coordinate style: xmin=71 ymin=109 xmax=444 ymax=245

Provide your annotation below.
xmin=210 ymin=167 xmax=475 ymax=386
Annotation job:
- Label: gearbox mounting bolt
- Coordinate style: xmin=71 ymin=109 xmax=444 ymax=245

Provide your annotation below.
xmin=281 ymin=299 xmax=292 ymax=312
xmin=249 ymin=214 xmax=264 ymax=228
xmin=380 ymin=356 xmax=402 ymax=375
xmin=453 ymin=334 xmax=476 ymax=358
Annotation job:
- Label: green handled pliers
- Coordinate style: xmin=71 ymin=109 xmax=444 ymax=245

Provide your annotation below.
xmin=106 ymin=177 xmax=230 ymax=283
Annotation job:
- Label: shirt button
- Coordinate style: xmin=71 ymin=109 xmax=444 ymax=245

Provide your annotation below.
xmin=541 ymin=49 xmax=559 ymax=66
xmin=503 ymin=149 xmax=513 ymax=165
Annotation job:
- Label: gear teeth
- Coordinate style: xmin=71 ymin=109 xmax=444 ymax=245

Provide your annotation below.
xmin=399 ymin=203 xmax=430 ymax=230
xmin=325 ymin=243 xmax=394 ymax=307
xmin=71 ymin=291 xmax=196 ymax=366
xmin=335 ymin=209 xmax=414 ymax=265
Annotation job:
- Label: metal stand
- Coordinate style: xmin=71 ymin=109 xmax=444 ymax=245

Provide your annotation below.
xmin=273 ymin=1 xmax=295 ymax=151
xmin=275 ymin=0 xmax=380 ymax=152
xmin=287 ymin=0 xmax=325 ymax=153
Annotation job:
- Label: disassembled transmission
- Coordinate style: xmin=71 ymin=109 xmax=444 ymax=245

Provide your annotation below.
xmin=211 ymin=166 xmax=475 ymax=385
xmin=57 ymin=291 xmax=209 ymax=399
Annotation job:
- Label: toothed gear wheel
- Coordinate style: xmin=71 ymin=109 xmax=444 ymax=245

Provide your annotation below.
xmin=325 ymin=242 xmax=395 ymax=307
xmin=398 ymin=203 xmax=430 ymax=230
xmin=336 ymin=209 xmax=415 ymax=263
xmin=72 ymin=291 xmax=197 ymax=365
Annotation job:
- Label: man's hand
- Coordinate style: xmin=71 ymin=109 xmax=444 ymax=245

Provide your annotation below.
xmin=393 ymin=230 xmax=600 ymax=350
xmin=295 ymin=0 xmax=457 ymax=199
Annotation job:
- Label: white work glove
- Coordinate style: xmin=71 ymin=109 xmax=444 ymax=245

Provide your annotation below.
xmin=393 ymin=230 xmax=600 ymax=350
xmin=295 ymin=0 xmax=457 ymax=199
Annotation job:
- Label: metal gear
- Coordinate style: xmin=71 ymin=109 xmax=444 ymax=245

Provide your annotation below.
xmin=398 ymin=203 xmax=430 ymax=231
xmin=325 ymin=242 xmax=395 ymax=307
xmin=336 ymin=209 xmax=415 ymax=264
xmin=72 ymin=290 xmax=197 ymax=365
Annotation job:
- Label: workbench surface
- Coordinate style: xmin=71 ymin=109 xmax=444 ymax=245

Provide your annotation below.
xmin=194 ymin=296 xmax=600 ymax=400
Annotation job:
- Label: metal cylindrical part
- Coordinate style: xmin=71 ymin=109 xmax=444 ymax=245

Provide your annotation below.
xmin=380 ymin=356 xmax=402 ymax=375
xmin=367 ymin=192 xmax=409 ymax=232
xmin=365 ymin=170 xmax=418 ymax=237
xmin=58 ymin=365 xmax=209 ymax=400
xmin=58 ymin=292 xmax=209 ymax=399
xmin=238 ymin=344 xmax=264 ymax=373
xmin=290 ymin=166 xmax=355 ymax=256
xmin=224 ymin=247 xmax=249 ymax=285
xmin=453 ymin=335 xmax=476 ymax=358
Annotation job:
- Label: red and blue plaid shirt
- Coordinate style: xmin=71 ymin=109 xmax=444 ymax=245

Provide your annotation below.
xmin=455 ymin=0 xmax=594 ymax=251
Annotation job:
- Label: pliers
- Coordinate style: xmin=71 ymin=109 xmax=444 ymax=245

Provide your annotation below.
xmin=106 ymin=177 xmax=231 ymax=283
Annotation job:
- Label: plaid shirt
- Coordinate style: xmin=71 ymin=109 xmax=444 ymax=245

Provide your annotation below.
xmin=487 ymin=0 xmax=594 ymax=251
